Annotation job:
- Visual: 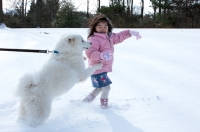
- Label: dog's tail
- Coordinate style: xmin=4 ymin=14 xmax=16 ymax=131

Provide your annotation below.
xmin=15 ymin=72 xmax=41 ymax=97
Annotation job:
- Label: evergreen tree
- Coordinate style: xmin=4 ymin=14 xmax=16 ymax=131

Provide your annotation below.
xmin=26 ymin=0 xmax=59 ymax=27
xmin=0 ymin=0 xmax=3 ymax=24
xmin=26 ymin=0 xmax=37 ymax=27
xmin=52 ymin=1 xmax=87 ymax=28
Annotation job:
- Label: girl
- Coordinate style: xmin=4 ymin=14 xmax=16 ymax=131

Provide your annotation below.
xmin=82 ymin=14 xmax=142 ymax=109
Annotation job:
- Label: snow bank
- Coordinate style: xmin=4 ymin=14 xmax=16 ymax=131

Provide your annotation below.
xmin=0 ymin=23 xmax=9 ymax=29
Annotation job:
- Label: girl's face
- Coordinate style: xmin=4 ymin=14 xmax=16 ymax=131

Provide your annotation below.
xmin=95 ymin=22 xmax=108 ymax=33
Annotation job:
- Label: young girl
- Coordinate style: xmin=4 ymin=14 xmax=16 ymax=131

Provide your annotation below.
xmin=82 ymin=14 xmax=142 ymax=109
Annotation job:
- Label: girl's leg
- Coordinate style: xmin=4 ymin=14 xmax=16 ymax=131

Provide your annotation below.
xmin=100 ymin=85 xmax=111 ymax=109
xmin=91 ymin=88 xmax=102 ymax=96
xmin=100 ymin=85 xmax=110 ymax=98
xmin=82 ymin=88 xmax=102 ymax=103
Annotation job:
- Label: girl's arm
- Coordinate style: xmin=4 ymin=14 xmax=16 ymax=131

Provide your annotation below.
xmin=112 ymin=30 xmax=131 ymax=45
xmin=85 ymin=38 xmax=101 ymax=61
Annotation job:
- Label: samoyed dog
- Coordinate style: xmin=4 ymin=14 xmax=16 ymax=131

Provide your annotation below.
xmin=15 ymin=34 xmax=103 ymax=127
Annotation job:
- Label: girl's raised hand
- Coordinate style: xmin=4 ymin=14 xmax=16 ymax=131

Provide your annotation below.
xmin=129 ymin=30 xmax=142 ymax=40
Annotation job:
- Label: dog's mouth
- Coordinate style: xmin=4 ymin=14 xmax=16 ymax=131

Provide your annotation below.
xmin=83 ymin=47 xmax=89 ymax=49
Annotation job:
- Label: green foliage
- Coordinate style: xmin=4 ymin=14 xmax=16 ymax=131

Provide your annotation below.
xmin=99 ymin=4 xmax=140 ymax=28
xmin=4 ymin=10 xmax=24 ymax=28
xmin=52 ymin=2 xmax=87 ymax=28
xmin=42 ymin=0 xmax=60 ymax=27
xmin=149 ymin=0 xmax=200 ymax=28
xmin=2 ymin=0 xmax=200 ymax=28
xmin=4 ymin=14 xmax=18 ymax=28
xmin=99 ymin=4 xmax=125 ymax=19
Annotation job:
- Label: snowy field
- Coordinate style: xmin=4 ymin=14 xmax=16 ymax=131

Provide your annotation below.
xmin=0 ymin=25 xmax=200 ymax=132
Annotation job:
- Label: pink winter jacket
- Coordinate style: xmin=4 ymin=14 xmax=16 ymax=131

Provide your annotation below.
xmin=85 ymin=30 xmax=131 ymax=74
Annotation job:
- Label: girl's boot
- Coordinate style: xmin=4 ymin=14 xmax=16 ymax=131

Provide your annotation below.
xmin=82 ymin=93 xmax=96 ymax=103
xmin=82 ymin=88 xmax=102 ymax=103
xmin=100 ymin=98 xmax=108 ymax=109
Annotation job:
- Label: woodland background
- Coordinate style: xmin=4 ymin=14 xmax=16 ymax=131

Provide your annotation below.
xmin=0 ymin=0 xmax=200 ymax=28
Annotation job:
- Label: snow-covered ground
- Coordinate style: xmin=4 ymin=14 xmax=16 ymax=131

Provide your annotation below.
xmin=0 ymin=25 xmax=200 ymax=132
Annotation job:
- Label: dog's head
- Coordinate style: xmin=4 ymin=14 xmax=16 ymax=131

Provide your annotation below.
xmin=55 ymin=34 xmax=91 ymax=54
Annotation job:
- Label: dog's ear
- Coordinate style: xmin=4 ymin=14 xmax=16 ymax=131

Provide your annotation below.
xmin=67 ymin=37 xmax=75 ymax=45
xmin=67 ymin=36 xmax=75 ymax=44
xmin=62 ymin=34 xmax=76 ymax=44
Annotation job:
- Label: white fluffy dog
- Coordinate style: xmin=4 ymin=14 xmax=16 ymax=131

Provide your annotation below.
xmin=15 ymin=34 xmax=102 ymax=127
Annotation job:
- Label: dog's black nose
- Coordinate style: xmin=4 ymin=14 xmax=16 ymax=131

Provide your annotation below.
xmin=90 ymin=43 xmax=92 ymax=45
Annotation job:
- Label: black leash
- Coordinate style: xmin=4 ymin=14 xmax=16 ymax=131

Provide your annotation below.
xmin=0 ymin=48 xmax=59 ymax=54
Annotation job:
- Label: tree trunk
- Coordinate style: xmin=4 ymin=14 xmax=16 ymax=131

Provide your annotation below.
xmin=98 ymin=0 xmax=100 ymax=11
xmin=0 ymin=0 xmax=3 ymax=24
xmin=110 ymin=0 xmax=114 ymax=7
xmin=21 ymin=0 xmax=25 ymax=27
xmin=131 ymin=0 xmax=133 ymax=17
xmin=122 ymin=0 xmax=125 ymax=15
xmin=153 ymin=7 xmax=156 ymax=20
xmin=36 ymin=0 xmax=42 ymax=28
xmin=141 ymin=0 xmax=144 ymax=20
xmin=127 ymin=0 xmax=130 ymax=17
xmin=87 ymin=0 xmax=89 ymax=17
xmin=25 ymin=0 xmax=28 ymax=17
xmin=164 ymin=0 xmax=167 ymax=18
xmin=159 ymin=0 xmax=161 ymax=16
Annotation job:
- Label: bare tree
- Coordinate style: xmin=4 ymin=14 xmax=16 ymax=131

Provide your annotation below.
xmin=127 ymin=0 xmax=130 ymax=16
xmin=87 ymin=0 xmax=89 ymax=17
xmin=0 ymin=0 xmax=3 ymax=24
xmin=98 ymin=0 xmax=100 ymax=11
xmin=21 ymin=0 xmax=25 ymax=27
xmin=25 ymin=0 xmax=28 ymax=18
xmin=130 ymin=0 xmax=133 ymax=17
xmin=110 ymin=0 xmax=114 ymax=6
xmin=158 ymin=0 xmax=161 ymax=16
xmin=150 ymin=0 xmax=158 ymax=20
xmin=122 ymin=0 xmax=125 ymax=9
xmin=13 ymin=0 xmax=30 ymax=27
xmin=141 ymin=0 xmax=144 ymax=19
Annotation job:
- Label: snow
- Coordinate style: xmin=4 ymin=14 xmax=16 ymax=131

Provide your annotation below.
xmin=0 ymin=23 xmax=7 ymax=29
xmin=0 ymin=27 xmax=200 ymax=132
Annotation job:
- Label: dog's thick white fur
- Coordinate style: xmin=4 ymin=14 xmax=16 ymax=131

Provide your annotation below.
xmin=15 ymin=34 xmax=103 ymax=127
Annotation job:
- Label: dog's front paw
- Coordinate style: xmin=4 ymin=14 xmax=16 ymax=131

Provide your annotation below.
xmin=93 ymin=63 xmax=103 ymax=70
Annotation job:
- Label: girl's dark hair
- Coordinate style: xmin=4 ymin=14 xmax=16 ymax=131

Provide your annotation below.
xmin=87 ymin=14 xmax=113 ymax=38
